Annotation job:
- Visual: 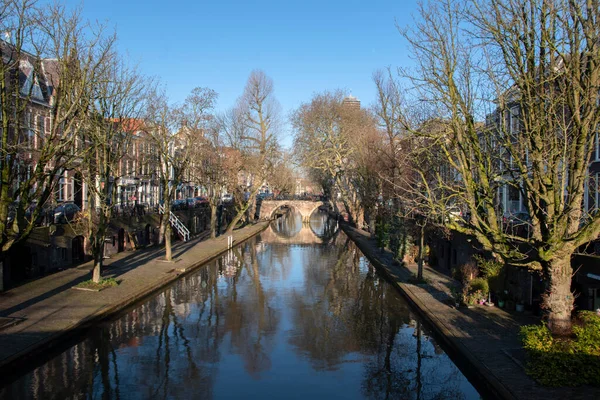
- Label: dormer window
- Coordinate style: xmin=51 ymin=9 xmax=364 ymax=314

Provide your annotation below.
xmin=19 ymin=60 xmax=45 ymax=101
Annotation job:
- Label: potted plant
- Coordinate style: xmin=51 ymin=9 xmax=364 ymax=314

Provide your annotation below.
xmin=465 ymin=291 xmax=478 ymax=308
xmin=469 ymin=277 xmax=489 ymax=305
xmin=475 ymin=255 xmax=504 ymax=308
xmin=511 ymin=289 xmax=524 ymax=312
xmin=497 ymin=290 xmax=507 ymax=308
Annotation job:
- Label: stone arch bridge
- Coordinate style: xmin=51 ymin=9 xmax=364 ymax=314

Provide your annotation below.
xmin=258 ymin=200 xmax=325 ymax=222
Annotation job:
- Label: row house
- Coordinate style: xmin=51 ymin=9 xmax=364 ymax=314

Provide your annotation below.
xmin=114 ymin=120 xmax=161 ymax=209
xmin=484 ymin=92 xmax=525 ymax=217
xmin=3 ymin=42 xmax=82 ymax=209
xmin=484 ymin=90 xmax=600 ymax=311
xmin=584 ymin=132 xmax=600 ymax=216
xmin=7 ymin=49 xmax=235 ymax=214
xmin=484 ymin=93 xmax=600 ymax=218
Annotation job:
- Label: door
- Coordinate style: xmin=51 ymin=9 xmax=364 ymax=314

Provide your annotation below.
xmin=118 ymin=229 xmax=125 ymax=252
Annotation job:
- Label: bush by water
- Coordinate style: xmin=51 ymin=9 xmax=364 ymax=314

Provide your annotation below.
xmin=520 ymin=311 xmax=600 ymax=386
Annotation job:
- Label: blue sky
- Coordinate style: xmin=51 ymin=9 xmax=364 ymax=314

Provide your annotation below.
xmin=76 ymin=0 xmax=419 ymax=143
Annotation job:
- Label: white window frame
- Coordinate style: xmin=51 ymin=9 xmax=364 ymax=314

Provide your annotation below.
xmin=57 ymin=177 xmax=65 ymax=201
xmin=594 ymin=131 xmax=600 ymax=162
xmin=509 ymin=107 xmax=520 ymax=134
xmin=24 ymin=112 xmax=34 ymax=149
xmin=596 ymin=172 xmax=600 ymax=213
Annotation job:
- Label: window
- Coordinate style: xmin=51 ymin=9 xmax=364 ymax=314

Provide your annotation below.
xmin=594 ymin=131 xmax=599 ymax=162
xmin=594 ymin=173 xmax=600 ymax=213
xmin=510 ymin=107 xmax=520 ymax=134
xmin=24 ymin=112 xmax=33 ymax=148
xmin=56 ymin=177 xmax=65 ymax=201
xmin=586 ymin=172 xmax=600 ymax=214
xmin=508 ymin=185 xmax=520 ymax=201
xmin=36 ymin=115 xmax=45 ymax=149
xmin=597 ymin=173 xmax=600 ymax=212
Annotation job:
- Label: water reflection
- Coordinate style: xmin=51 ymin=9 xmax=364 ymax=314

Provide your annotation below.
xmin=265 ymin=210 xmax=339 ymax=246
xmin=0 ymin=212 xmax=479 ymax=399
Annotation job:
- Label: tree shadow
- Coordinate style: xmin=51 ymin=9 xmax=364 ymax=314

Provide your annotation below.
xmin=0 ymin=233 xmax=213 ymax=318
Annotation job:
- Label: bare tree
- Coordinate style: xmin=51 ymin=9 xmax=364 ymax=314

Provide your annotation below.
xmin=269 ymin=151 xmax=296 ymax=196
xmin=0 ymin=0 xmax=113 ymax=288
xmin=177 ymin=87 xmax=223 ymax=239
xmin=78 ymin=55 xmax=147 ymax=283
xmin=144 ymin=88 xmax=189 ymax=262
xmin=372 ymin=69 xmax=422 ymax=265
xmin=400 ymin=0 xmax=600 ymax=334
xmin=292 ymin=90 xmax=378 ymax=228
xmin=222 ymin=70 xmax=281 ymax=233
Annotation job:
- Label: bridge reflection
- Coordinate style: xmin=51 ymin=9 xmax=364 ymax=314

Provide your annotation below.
xmin=260 ymin=210 xmax=339 ymax=245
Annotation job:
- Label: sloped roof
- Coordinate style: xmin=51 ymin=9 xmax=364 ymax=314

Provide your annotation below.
xmin=2 ymin=40 xmax=53 ymax=104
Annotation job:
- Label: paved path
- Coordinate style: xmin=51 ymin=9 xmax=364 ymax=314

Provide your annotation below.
xmin=342 ymin=224 xmax=600 ymax=400
xmin=0 ymin=222 xmax=268 ymax=380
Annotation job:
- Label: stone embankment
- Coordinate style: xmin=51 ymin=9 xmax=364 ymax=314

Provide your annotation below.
xmin=341 ymin=223 xmax=600 ymax=400
xmin=0 ymin=222 xmax=268 ymax=381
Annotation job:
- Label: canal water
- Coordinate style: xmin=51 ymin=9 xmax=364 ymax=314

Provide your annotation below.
xmin=0 ymin=211 xmax=480 ymax=399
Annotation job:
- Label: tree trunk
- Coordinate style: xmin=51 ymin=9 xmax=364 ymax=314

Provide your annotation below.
xmin=226 ymin=210 xmax=243 ymax=235
xmin=368 ymin=208 xmax=376 ymax=238
xmin=92 ymin=240 xmax=103 ymax=283
xmin=544 ymin=254 xmax=574 ymax=336
xmin=210 ymin=204 xmax=217 ymax=239
xmin=417 ymin=224 xmax=425 ymax=281
xmin=165 ymin=222 xmax=172 ymax=261
xmin=226 ymin=191 xmax=258 ymax=234
xmin=158 ymin=217 xmax=165 ymax=244
xmin=248 ymin=200 xmax=256 ymax=223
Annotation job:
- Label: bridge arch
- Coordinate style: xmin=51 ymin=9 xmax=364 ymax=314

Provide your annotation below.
xmin=259 ymin=200 xmax=325 ymax=222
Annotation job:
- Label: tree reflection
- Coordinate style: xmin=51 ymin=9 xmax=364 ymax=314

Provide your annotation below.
xmin=220 ymin=242 xmax=280 ymax=378
xmin=287 ymin=239 xmax=412 ymax=369
xmin=2 ymin=226 xmax=476 ymax=399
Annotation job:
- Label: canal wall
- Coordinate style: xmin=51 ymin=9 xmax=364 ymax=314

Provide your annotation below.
xmin=339 ymin=223 xmax=599 ymax=400
xmin=0 ymin=222 xmax=269 ymax=382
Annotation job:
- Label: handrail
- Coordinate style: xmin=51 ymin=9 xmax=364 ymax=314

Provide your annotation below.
xmin=158 ymin=204 xmax=190 ymax=242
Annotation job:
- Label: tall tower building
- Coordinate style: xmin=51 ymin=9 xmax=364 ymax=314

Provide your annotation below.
xmin=342 ymin=94 xmax=360 ymax=109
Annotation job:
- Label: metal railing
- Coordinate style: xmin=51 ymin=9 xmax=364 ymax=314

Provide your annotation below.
xmin=158 ymin=204 xmax=190 ymax=242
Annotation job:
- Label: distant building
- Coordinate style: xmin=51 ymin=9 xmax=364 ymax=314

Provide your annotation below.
xmin=342 ymin=95 xmax=360 ymax=109
xmin=295 ymin=178 xmax=316 ymax=196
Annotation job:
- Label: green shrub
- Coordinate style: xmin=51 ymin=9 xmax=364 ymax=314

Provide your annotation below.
xmin=469 ymin=277 xmax=489 ymax=296
xmin=375 ymin=217 xmax=390 ymax=249
xmin=474 ymin=255 xmax=505 ymax=293
xmin=573 ymin=311 xmax=600 ymax=354
xmin=520 ymin=324 xmax=553 ymax=353
xmin=76 ymin=277 xmax=118 ymax=290
xmin=520 ymin=312 xmax=600 ymax=387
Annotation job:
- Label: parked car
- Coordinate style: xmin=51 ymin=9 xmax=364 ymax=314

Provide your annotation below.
xmin=171 ymin=199 xmax=187 ymax=210
xmin=192 ymin=196 xmax=209 ymax=207
xmin=53 ymin=203 xmax=81 ymax=224
xmin=25 ymin=201 xmax=55 ymax=225
xmin=444 ymin=205 xmax=466 ymax=223
xmin=221 ymin=194 xmax=233 ymax=203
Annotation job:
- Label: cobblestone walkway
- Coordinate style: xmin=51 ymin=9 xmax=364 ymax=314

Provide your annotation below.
xmin=342 ymin=225 xmax=600 ymax=400
xmin=0 ymin=223 xmax=268 ymax=380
